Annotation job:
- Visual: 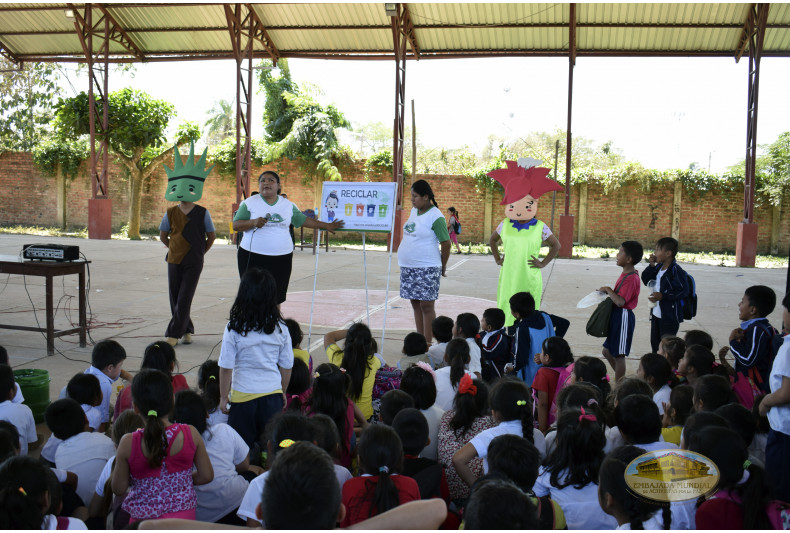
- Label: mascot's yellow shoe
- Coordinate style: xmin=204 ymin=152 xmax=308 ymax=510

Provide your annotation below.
xmin=181 ymin=333 xmax=193 ymax=345
xmin=166 ymin=337 xmax=178 ymax=347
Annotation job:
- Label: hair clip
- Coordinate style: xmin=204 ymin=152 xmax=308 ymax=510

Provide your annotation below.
xmin=458 ymin=374 xmax=477 ymax=396
xmin=147 ymin=410 xmax=158 ymax=417
xmin=279 ymin=439 xmax=295 ymax=448
xmin=415 ymin=362 xmax=437 ymax=381
xmin=18 ymin=487 xmax=27 ymax=496
xmin=603 ymin=375 xmax=610 ymax=382
xmin=587 ymin=398 xmax=599 ymax=407
xmin=379 ymin=466 xmax=390 ymax=474
xmin=339 ymin=367 xmax=347 ymax=374
xmin=516 ymin=400 xmax=527 ymax=406
xmin=313 ymin=371 xmax=321 ymax=379
xmin=578 ymin=407 xmax=597 ymax=423
xmin=743 ymin=459 xmax=752 ymax=470
xmin=207 ymin=375 xmax=216 ymax=381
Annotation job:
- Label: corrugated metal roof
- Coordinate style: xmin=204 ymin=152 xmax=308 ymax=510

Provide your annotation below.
xmin=1 ymin=3 xmax=789 ymax=63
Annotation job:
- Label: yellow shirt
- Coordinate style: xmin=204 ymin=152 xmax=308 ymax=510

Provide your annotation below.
xmin=662 ymin=425 xmax=683 ymax=446
xmin=327 ymin=344 xmax=381 ymax=420
xmin=293 ymin=348 xmax=311 ymax=368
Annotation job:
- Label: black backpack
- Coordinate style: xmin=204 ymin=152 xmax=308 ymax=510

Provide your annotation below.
xmin=682 ymin=273 xmax=697 ymax=320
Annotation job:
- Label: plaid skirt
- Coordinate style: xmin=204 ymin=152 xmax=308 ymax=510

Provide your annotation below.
xmin=400 ymin=266 xmax=441 ymax=301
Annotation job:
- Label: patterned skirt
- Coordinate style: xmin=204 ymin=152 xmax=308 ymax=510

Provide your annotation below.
xmin=400 ymin=266 xmax=441 ymax=301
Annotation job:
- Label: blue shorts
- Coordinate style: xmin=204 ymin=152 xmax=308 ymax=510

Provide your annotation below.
xmin=603 ymin=307 xmax=635 ymax=357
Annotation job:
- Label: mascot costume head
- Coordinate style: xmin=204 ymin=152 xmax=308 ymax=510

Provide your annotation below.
xmin=164 ymin=141 xmax=214 ymax=202
xmin=486 ymin=157 xmax=563 ymax=226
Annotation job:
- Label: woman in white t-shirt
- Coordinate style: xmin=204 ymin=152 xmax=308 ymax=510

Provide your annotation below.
xmin=233 ymin=170 xmax=343 ymax=304
xmin=397 ymin=180 xmax=451 ymax=343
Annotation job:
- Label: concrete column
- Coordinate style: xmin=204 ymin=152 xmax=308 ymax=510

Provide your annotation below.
xmin=672 ymin=181 xmax=682 ymax=241
xmin=736 ymin=223 xmax=759 ymax=267
xmin=770 ymin=203 xmax=782 ymax=255
xmin=577 ymin=183 xmax=588 ymax=245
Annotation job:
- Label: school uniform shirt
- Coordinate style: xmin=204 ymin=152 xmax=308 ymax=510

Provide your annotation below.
xmin=207 ymin=408 xmax=229 ymax=427
xmin=427 ymin=342 xmax=448 ymax=369
xmin=767 ymin=335 xmax=790 ymax=435
xmin=420 ymin=405 xmax=445 ymax=461
xmin=218 ymin=321 xmax=294 ymax=400
xmin=55 ymin=431 xmax=116 ymax=504
xmin=533 ymin=467 xmax=619 ymax=530
xmin=41 ymin=434 xmax=62 ymax=463
xmin=81 ymin=366 xmax=115 ymax=424
xmin=465 ymin=338 xmax=482 ymax=376
xmin=434 ymin=366 xmax=473 ymax=412
xmin=469 ymin=420 xmax=546 ymax=473
xmin=614 ymin=510 xmax=665 ymax=530
xmin=42 ymin=514 xmax=88 ymax=530
xmin=82 ymin=404 xmax=102 ymax=431
xmin=731 ymin=317 xmax=778 ymax=392
xmin=604 ymin=425 xmax=627 ymax=454
xmin=653 ymin=384 xmax=672 ymax=415
xmin=0 ymin=399 xmax=36 ymax=455
xmin=94 ymin=457 xmax=115 ymax=498
xmin=196 ymin=423 xmax=250 ymax=523
xmin=339 ymin=474 xmax=421 ymax=527
xmin=12 ymin=381 xmax=24 ymax=403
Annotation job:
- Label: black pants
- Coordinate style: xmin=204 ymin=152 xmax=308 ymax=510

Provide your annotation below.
xmin=227 ymin=393 xmax=284 ymax=449
xmin=237 ymin=248 xmax=293 ymax=304
xmin=650 ymin=314 xmax=680 ymax=353
xmin=165 ymin=259 xmax=204 ymax=338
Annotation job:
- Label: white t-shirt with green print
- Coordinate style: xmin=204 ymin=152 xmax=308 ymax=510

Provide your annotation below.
xmin=397 ymin=206 xmax=450 ymax=268
xmin=234 ymin=195 xmax=307 ymax=256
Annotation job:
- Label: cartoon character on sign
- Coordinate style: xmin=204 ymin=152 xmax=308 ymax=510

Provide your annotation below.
xmin=325 ymin=191 xmax=339 ymax=222
xmin=488 ymin=158 xmax=564 ymax=326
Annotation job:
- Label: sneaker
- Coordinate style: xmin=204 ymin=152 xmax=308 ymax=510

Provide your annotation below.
xmin=181 ymin=333 xmax=192 ymax=345
xmin=166 ymin=337 xmax=178 ymax=347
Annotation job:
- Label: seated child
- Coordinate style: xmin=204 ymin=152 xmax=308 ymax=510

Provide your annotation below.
xmin=434 ymin=338 xmax=473 ymax=412
xmin=379 ymin=389 xmax=414 ymax=426
xmin=197 ymin=360 xmax=227 ymax=427
xmin=678 ymin=344 xmax=729 ymax=387
xmin=715 ymin=403 xmax=762 ymax=466
xmin=284 ymin=318 xmax=312 ymax=373
xmin=507 ymin=292 xmax=555 ymax=386
xmin=427 ymin=316 xmax=454 ymax=369
xmin=391 ymin=408 xmax=450 ymax=503
xmin=693 ymin=374 xmax=736 ymax=412
xmin=310 ymin=414 xmax=353 ymax=487
xmin=464 ymin=476 xmax=541 ymax=530
xmin=60 ymin=339 xmax=130 ymax=433
xmin=721 ymin=285 xmax=778 ymax=394
xmin=475 ymin=308 xmax=511 ymax=381
xmin=67 ymin=373 xmax=103 ymax=431
xmin=568 ymin=356 xmax=612 ymax=401
xmin=284 ymin=358 xmax=311 ymax=410
xmin=544 ymin=382 xmax=605 ymax=454
xmin=455 ymin=313 xmax=482 ymax=378
xmin=658 ymin=335 xmax=687 ymax=381
xmin=115 ymin=340 xmax=188 ymax=417
xmin=532 ymin=337 xmax=574 ymax=433
xmin=0 ymin=456 xmax=58 ymax=529
xmin=399 ymin=364 xmax=444 ymax=460
xmin=599 ymin=240 xmax=642 ymax=382
xmin=0 ymin=346 xmax=24 ymax=403
xmin=684 ymin=329 xmax=713 ymax=351
xmin=47 ymin=398 xmax=115 ymax=505
xmin=661 ymin=384 xmax=693 ymax=446
xmin=339 ymin=424 xmax=420 ymax=527
xmin=680 ymin=411 xmax=729 ymax=450
xmin=487 ymin=433 xmax=567 ymax=529
xmin=397 ymin=332 xmax=431 ymax=370
xmin=604 ymin=377 xmax=653 ymax=453
xmin=0 ymin=364 xmax=36 ymax=455
xmin=44 ymin=468 xmax=88 ymax=530
xmin=637 ymin=353 xmax=675 ymax=415
xmin=599 ymin=445 xmax=672 ymax=529
xmin=616 ymin=394 xmax=678 ymax=452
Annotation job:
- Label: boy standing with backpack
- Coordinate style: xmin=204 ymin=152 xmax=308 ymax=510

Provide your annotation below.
xmin=642 ymin=237 xmax=689 ymax=354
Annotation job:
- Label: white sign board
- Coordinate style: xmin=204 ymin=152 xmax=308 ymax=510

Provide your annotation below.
xmin=320 ymin=181 xmax=397 ymax=233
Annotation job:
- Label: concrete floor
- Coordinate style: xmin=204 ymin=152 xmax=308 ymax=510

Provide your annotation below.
xmin=1 ymin=233 xmax=787 ymax=441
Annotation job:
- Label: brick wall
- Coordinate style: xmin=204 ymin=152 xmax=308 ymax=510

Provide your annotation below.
xmin=1 ymin=150 xmax=787 ymax=254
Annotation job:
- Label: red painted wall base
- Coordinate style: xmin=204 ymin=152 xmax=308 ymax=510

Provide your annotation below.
xmin=88 ymin=198 xmax=112 ymax=240
xmin=558 ymin=214 xmax=575 ymax=258
xmin=736 ymin=222 xmax=758 ymax=267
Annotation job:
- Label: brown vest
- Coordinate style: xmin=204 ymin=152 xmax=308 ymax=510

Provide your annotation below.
xmin=166 ymin=205 xmax=207 ymax=264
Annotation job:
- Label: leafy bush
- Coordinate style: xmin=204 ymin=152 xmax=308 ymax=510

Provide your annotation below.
xmin=32 ymin=136 xmax=89 ymax=180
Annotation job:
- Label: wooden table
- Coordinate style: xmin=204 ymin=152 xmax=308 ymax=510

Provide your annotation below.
xmin=0 ymin=257 xmax=90 ymax=356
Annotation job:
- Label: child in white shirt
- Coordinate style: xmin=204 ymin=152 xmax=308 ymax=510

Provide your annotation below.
xmin=0 ymin=364 xmax=36 ymax=455
xmin=427 ymin=316 xmax=454 ymax=369
xmin=455 ymin=313 xmax=482 ymax=378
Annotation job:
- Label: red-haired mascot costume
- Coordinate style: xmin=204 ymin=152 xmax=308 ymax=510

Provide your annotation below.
xmin=488 ymin=158 xmax=564 ymax=326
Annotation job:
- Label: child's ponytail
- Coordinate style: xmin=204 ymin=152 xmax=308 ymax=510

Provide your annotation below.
xmin=490 ymin=378 xmax=534 ymax=443
xmin=198 ymin=360 xmax=221 ymax=414
xmin=0 ymin=456 xmax=49 ymax=529
xmin=573 ymin=356 xmax=611 ymax=399
xmin=357 ymin=424 xmax=403 ymax=517
xmin=131 ymin=369 xmax=173 ymax=468
xmin=545 ymin=408 xmax=605 ymax=489
xmin=446 ymin=338 xmax=470 ymax=389
xmin=341 ymin=323 xmax=373 ymax=401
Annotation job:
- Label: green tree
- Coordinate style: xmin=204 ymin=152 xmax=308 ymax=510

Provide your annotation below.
xmin=53 ymin=87 xmax=199 ymax=239
xmin=204 ymin=98 xmax=235 ymax=144
xmin=258 ymin=59 xmax=298 ymax=142
xmin=764 ymin=131 xmax=790 ymax=204
xmin=0 ymin=59 xmax=60 ymax=151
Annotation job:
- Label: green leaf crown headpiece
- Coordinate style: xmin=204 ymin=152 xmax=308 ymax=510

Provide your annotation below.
xmin=164 ymin=141 xmax=214 ymax=182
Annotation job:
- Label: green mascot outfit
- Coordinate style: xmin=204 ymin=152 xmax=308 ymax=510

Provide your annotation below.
xmin=488 ymin=158 xmax=564 ymax=327
xmin=160 ymin=142 xmax=216 ymax=346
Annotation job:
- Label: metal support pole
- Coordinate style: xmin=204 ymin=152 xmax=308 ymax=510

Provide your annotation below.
xmin=390 ymin=4 xmax=408 ymax=253
xmin=558 ymin=3 xmax=576 ymax=258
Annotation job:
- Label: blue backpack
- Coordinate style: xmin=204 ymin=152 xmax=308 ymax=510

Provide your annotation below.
xmin=682 ymin=273 xmax=697 ymax=320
